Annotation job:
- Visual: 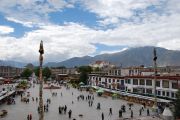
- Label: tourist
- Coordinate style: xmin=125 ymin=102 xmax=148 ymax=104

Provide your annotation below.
xmin=147 ymin=108 xmax=150 ymax=116
xmin=68 ymin=109 xmax=72 ymax=118
xmin=88 ymin=100 xmax=90 ymax=107
xmin=119 ymin=109 xmax=122 ymax=118
xmin=139 ymin=108 xmax=142 ymax=116
xmin=92 ymin=95 xmax=94 ymax=100
xmin=37 ymin=106 xmax=40 ymax=113
xmin=131 ymin=110 xmax=133 ymax=118
xmin=27 ymin=114 xmax=30 ymax=120
xmin=101 ymin=112 xmax=104 ymax=120
xmin=109 ymin=108 xmax=112 ymax=116
xmin=59 ymin=106 xmax=62 ymax=114
xmin=64 ymin=105 xmax=67 ymax=114
xmin=29 ymin=114 xmax=32 ymax=120
xmin=90 ymin=100 xmax=93 ymax=107
xmin=46 ymin=106 xmax=48 ymax=112
xmin=44 ymin=105 xmax=46 ymax=112
xmin=97 ymin=103 xmax=101 ymax=110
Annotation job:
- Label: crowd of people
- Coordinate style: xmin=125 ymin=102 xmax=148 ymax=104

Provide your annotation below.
xmin=17 ymin=83 xmax=153 ymax=120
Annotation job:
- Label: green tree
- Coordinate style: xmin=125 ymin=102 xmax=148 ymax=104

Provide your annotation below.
xmin=34 ymin=67 xmax=51 ymax=79
xmin=79 ymin=71 xmax=88 ymax=84
xmin=42 ymin=67 xmax=51 ymax=79
xmin=78 ymin=66 xmax=92 ymax=73
xmin=21 ymin=68 xmax=33 ymax=78
xmin=175 ymin=89 xmax=180 ymax=119
xmin=78 ymin=66 xmax=92 ymax=85
xmin=33 ymin=67 xmax=40 ymax=77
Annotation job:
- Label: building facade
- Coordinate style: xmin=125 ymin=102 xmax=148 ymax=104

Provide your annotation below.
xmin=0 ymin=66 xmax=24 ymax=78
xmin=51 ymin=68 xmax=79 ymax=81
xmin=88 ymin=74 xmax=180 ymax=100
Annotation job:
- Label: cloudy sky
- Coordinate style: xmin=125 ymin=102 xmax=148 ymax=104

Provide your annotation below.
xmin=0 ymin=0 xmax=180 ymax=63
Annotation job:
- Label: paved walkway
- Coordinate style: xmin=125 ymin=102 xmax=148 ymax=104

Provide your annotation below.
xmin=0 ymin=84 xmax=156 ymax=120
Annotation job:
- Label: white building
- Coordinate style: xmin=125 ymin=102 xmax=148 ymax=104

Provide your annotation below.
xmin=88 ymin=74 xmax=180 ymax=100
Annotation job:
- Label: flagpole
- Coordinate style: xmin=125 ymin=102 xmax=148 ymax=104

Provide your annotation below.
xmin=39 ymin=40 xmax=44 ymax=120
xmin=152 ymin=47 xmax=158 ymax=115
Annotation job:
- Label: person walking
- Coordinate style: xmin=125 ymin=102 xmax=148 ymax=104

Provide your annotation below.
xmin=27 ymin=114 xmax=30 ymax=120
xmin=119 ymin=109 xmax=122 ymax=118
xmin=90 ymin=100 xmax=93 ymax=107
xmin=29 ymin=114 xmax=32 ymax=120
xmin=64 ymin=105 xmax=67 ymax=114
xmin=68 ymin=109 xmax=72 ymax=118
xmin=88 ymin=100 xmax=90 ymax=107
xmin=37 ymin=106 xmax=40 ymax=113
xmin=109 ymin=108 xmax=112 ymax=116
xmin=59 ymin=106 xmax=62 ymax=114
xmin=44 ymin=105 xmax=46 ymax=112
xmin=147 ymin=108 xmax=150 ymax=116
xmin=139 ymin=108 xmax=142 ymax=116
xmin=131 ymin=110 xmax=133 ymax=118
xmin=101 ymin=112 xmax=104 ymax=120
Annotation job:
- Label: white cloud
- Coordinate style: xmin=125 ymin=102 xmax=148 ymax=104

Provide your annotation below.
xmin=80 ymin=0 xmax=160 ymax=25
xmin=0 ymin=0 xmax=73 ymax=27
xmin=0 ymin=23 xmax=97 ymax=62
xmin=100 ymin=48 xmax=128 ymax=54
xmin=0 ymin=0 xmax=180 ymax=62
xmin=6 ymin=17 xmax=34 ymax=28
xmin=0 ymin=10 xmax=180 ymax=63
xmin=0 ymin=25 xmax=14 ymax=34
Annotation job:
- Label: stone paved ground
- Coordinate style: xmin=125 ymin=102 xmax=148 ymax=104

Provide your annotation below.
xmin=0 ymin=84 xmax=156 ymax=120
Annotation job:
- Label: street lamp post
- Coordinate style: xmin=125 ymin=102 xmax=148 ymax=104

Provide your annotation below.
xmin=152 ymin=48 xmax=158 ymax=115
xmin=39 ymin=40 xmax=44 ymax=120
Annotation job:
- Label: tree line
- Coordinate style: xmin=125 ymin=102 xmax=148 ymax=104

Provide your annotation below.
xmin=21 ymin=67 xmax=51 ymax=79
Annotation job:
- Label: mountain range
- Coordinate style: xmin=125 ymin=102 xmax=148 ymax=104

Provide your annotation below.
xmin=45 ymin=46 xmax=180 ymax=68
xmin=1 ymin=46 xmax=180 ymax=68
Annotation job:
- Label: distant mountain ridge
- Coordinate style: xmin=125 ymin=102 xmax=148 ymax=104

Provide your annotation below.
xmin=1 ymin=46 xmax=180 ymax=68
xmin=0 ymin=60 xmax=39 ymax=68
xmin=0 ymin=60 xmax=27 ymax=68
xmin=45 ymin=46 xmax=180 ymax=68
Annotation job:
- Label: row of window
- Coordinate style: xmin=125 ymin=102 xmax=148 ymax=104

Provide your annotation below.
xmin=132 ymin=88 xmax=176 ymax=98
xmin=108 ymin=70 xmax=121 ymax=75
xmin=92 ymin=80 xmax=177 ymax=98
xmin=126 ymin=79 xmax=178 ymax=89
xmin=90 ymin=77 xmax=178 ymax=89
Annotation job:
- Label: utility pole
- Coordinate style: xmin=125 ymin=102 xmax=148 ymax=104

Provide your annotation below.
xmin=39 ymin=40 xmax=44 ymax=120
xmin=152 ymin=48 xmax=158 ymax=114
